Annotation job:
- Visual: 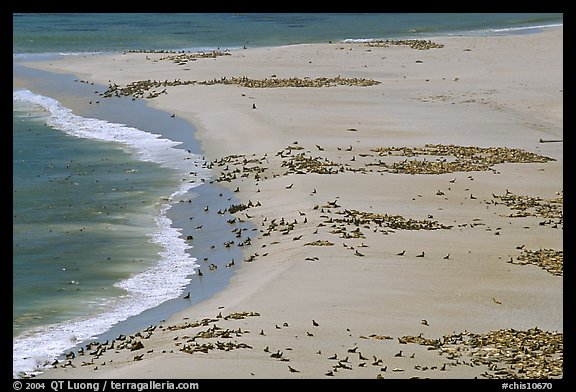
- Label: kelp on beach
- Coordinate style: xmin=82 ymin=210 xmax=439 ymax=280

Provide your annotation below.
xmin=100 ymin=76 xmax=381 ymax=99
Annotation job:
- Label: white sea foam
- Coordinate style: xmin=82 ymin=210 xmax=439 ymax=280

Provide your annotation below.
xmin=13 ymin=89 xmax=204 ymax=175
xmin=12 ymin=89 xmax=211 ymax=378
xmin=12 ymin=204 xmax=198 ymax=377
xmin=341 ymin=38 xmax=387 ymax=43
xmin=448 ymin=23 xmax=564 ymax=36
xmin=481 ymin=23 xmax=563 ymax=34
xmin=340 ymin=22 xmax=563 ymax=43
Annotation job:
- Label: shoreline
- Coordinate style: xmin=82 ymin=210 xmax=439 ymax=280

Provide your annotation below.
xmin=21 ymin=28 xmax=562 ymax=379
xmin=13 ymin=63 xmax=253 ymax=377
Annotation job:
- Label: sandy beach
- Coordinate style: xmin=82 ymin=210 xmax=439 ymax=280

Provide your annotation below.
xmin=29 ymin=28 xmax=562 ymax=379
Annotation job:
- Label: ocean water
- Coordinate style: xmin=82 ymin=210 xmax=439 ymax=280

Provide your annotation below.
xmin=12 ymin=13 xmax=563 ymax=377
xmin=13 ymin=89 xmax=210 ymax=376
xmin=13 ymin=13 xmax=563 ymax=54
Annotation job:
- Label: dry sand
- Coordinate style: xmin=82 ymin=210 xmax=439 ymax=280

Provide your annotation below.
xmin=30 ymin=28 xmax=562 ymax=379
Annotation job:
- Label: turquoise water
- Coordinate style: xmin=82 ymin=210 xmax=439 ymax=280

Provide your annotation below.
xmin=12 ymin=13 xmax=563 ymax=377
xmin=13 ymin=13 xmax=563 ymax=54
xmin=12 ymin=90 xmax=209 ymax=376
xmin=13 ymin=110 xmax=176 ymax=335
